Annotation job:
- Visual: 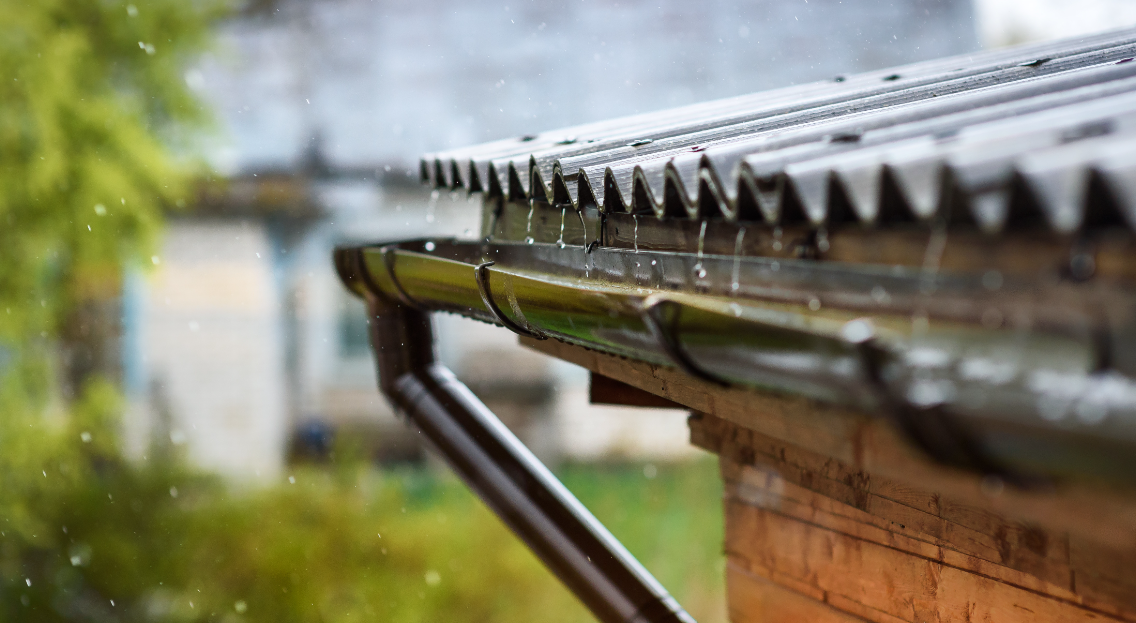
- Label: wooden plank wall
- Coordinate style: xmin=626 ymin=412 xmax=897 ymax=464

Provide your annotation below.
xmin=694 ymin=414 xmax=1136 ymax=622
xmin=521 ymin=337 xmax=1136 ymax=622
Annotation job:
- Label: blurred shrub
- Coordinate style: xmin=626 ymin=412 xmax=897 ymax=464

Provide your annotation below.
xmin=0 ymin=388 xmax=724 ymax=622
xmin=0 ymin=3 xmax=726 ymax=622
xmin=0 ymin=0 xmax=225 ymax=394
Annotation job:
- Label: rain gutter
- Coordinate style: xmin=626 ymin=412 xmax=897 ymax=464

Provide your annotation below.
xmin=336 ymin=238 xmax=1136 ymax=488
xmin=335 ymin=246 xmax=696 ymax=623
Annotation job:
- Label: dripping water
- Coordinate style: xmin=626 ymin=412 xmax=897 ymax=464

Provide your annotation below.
xmin=772 ymin=226 xmax=783 ymax=252
xmin=693 ymin=220 xmax=707 ymax=279
xmin=524 ymin=200 xmax=536 ymax=244
xmin=576 ymin=208 xmax=589 ymax=247
xmin=427 ymin=190 xmax=439 ymax=224
xmin=556 ymin=207 xmax=567 ymax=249
xmin=486 ymin=207 xmax=500 ymax=243
xmin=731 ymin=227 xmax=746 ymax=293
xmin=633 ymin=215 xmax=639 ymax=253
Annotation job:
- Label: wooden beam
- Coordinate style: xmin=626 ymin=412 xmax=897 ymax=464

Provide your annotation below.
xmin=726 ymin=499 xmax=1132 ymax=623
xmin=520 ymin=336 xmax=1136 ymax=553
xmin=588 ymin=372 xmax=684 ymax=409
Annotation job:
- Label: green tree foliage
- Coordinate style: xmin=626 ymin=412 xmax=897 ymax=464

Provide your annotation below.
xmin=0 ymin=0 xmax=223 ymax=371
xmin=0 ymin=3 xmax=727 ymax=621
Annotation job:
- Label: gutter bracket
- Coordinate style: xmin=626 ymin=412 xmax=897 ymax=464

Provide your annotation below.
xmin=475 ymin=261 xmax=547 ymax=340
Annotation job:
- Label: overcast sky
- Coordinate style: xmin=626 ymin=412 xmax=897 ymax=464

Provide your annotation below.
xmin=976 ymin=0 xmax=1136 ymax=47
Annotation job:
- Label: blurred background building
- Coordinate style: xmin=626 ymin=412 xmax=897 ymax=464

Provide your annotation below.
xmin=117 ymin=0 xmax=1134 ymax=480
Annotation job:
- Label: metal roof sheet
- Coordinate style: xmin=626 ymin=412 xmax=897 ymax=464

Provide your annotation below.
xmin=423 ymin=28 xmax=1136 ymax=235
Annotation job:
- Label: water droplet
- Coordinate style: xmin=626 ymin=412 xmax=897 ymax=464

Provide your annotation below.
xmin=556 ymin=207 xmax=567 ymax=248
xmin=169 ymin=486 xmax=178 ymax=498
xmin=93 ymin=204 xmax=106 ymax=216
xmin=693 ymin=220 xmax=708 ymax=279
xmin=650 ymin=259 xmax=657 ymax=266
xmin=288 ymin=475 xmax=296 ymax=484
xmin=870 ymin=285 xmax=889 ymax=303
xmin=524 ymin=236 xmax=534 ymax=245
xmin=808 ymin=297 xmax=821 ymax=311
xmin=981 ymin=270 xmax=1003 ymax=291
xmin=425 ymin=570 xmax=441 ymax=586
xmin=980 ymin=476 xmax=1004 ymax=497
xmin=424 ymin=241 xmax=436 ymax=252
xmin=234 ymin=601 xmax=248 ymax=613
xmin=80 ymin=431 xmax=91 ymax=443
xmin=525 ymin=201 xmax=536 ymax=238
xmin=633 ymin=216 xmax=639 ymax=253
xmin=426 ymin=190 xmax=439 ymax=224
xmin=731 ymin=227 xmax=746 ymax=293
xmin=841 ymin=319 xmax=875 ymax=344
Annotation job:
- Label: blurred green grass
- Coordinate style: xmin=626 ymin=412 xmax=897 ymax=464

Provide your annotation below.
xmin=0 ymin=385 xmax=725 ymax=623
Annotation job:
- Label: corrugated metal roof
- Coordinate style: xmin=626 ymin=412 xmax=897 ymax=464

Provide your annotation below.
xmin=423 ymin=28 xmax=1136 ymax=234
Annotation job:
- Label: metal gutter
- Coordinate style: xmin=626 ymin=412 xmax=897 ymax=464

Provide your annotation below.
xmin=335 ymin=249 xmax=695 ymax=623
xmin=336 ymin=239 xmax=1136 ymax=487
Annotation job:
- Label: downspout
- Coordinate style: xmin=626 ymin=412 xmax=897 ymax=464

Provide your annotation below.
xmin=336 ymin=248 xmax=695 ymax=623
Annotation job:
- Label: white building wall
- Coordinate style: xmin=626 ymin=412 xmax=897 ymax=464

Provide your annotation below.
xmin=132 ymin=220 xmax=288 ymax=480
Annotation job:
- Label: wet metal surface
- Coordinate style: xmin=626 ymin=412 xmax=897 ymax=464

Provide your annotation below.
xmin=338 ymin=238 xmax=1136 ymax=485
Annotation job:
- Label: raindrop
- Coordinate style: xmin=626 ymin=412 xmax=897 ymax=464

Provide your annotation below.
xmin=525 ymin=200 xmax=536 ymax=239
xmin=80 ymin=431 xmax=91 ymax=443
xmin=169 ymin=486 xmax=178 ymax=498
xmin=816 ymin=227 xmax=830 ymax=252
xmin=425 ymin=570 xmax=441 ymax=586
xmin=981 ymin=308 xmax=1003 ymax=329
xmin=234 ymin=601 xmax=248 ymax=613
xmin=70 ymin=556 xmax=81 ymax=566
xmin=632 ymin=215 xmax=639 ymax=253
xmin=93 ymin=204 xmax=106 ymax=216
xmin=288 ymin=475 xmax=296 ymax=484
xmin=426 ymin=190 xmax=439 ymax=223
xmin=556 ymin=208 xmax=567 ymax=248
xmin=980 ymin=475 xmax=1005 ymax=497
xmin=151 ymin=255 xmax=160 ymax=265
xmin=731 ymin=227 xmax=746 ymax=292
xmin=650 ymin=259 xmax=657 ymax=266
xmin=841 ymin=319 xmax=875 ymax=344
xmin=808 ymin=297 xmax=821 ymax=311
xmin=25 ymin=579 xmax=30 ymax=587
xmin=424 ymin=241 xmax=436 ymax=252
xmin=981 ymin=270 xmax=1003 ymax=291
xmin=693 ymin=220 xmax=707 ymax=279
